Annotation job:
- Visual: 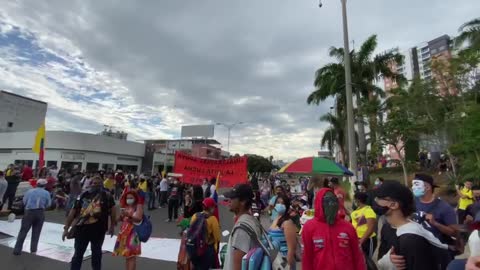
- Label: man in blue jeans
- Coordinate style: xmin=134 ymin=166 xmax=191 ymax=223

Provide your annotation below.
xmin=13 ymin=179 xmax=51 ymax=255
xmin=62 ymin=177 xmax=116 ymax=270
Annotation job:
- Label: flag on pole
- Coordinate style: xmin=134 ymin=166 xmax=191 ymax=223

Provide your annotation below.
xmin=212 ymin=171 xmax=221 ymax=223
xmin=32 ymin=123 xmax=46 ymax=168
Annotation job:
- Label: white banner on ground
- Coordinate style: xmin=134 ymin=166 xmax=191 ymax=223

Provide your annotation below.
xmin=0 ymin=220 xmax=184 ymax=263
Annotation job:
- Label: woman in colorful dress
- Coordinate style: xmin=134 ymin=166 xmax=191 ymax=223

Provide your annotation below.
xmin=114 ymin=190 xmax=144 ymax=270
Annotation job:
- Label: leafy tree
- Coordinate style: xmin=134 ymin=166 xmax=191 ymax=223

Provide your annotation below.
xmin=246 ymin=154 xmax=274 ymax=173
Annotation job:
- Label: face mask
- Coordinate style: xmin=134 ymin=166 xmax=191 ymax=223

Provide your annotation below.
xmin=377 ymin=205 xmax=390 ymax=216
xmin=323 ymin=192 xmax=339 ymax=225
xmin=412 ymin=180 xmax=426 ymax=198
xmin=174 ymin=181 xmax=178 ymax=185
xmin=374 ymin=180 xmax=381 ymax=186
xmin=126 ymin=198 xmax=135 ymax=205
xmin=275 ymin=204 xmax=287 ymax=215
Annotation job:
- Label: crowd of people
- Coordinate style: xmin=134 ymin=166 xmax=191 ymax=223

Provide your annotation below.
xmin=5 ymin=161 xmax=480 ymax=270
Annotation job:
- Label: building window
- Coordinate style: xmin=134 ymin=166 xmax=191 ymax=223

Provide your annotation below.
xmin=7 ymin=122 xmax=13 ymax=128
xmin=86 ymin=163 xmax=100 ymax=172
xmin=431 ymin=48 xmax=437 ymax=54
xmin=439 ymin=45 xmax=446 ymax=51
xmin=46 ymin=161 xmax=57 ymax=168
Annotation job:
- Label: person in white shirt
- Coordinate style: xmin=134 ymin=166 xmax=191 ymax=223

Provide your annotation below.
xmin=159 ymin=177 xmax=169 ymax=208
xmin=0 ymin=171 xmax=8 ymax=210
xmin=209 ymin=178 xmax=216 ymax=198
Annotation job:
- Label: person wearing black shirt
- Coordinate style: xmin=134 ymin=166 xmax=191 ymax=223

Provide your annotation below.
xmin=62 ymin=176 xmax=116 ymax=270
xmin=375 ymin=181 xmax=449 ymax=270
xmin=147 ymin=178 xmax=155 ymax=210
xmin=166 ymin=180 xmax=180 ymax=222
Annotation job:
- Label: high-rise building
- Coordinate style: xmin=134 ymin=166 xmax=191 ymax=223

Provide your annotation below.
xmin=383 ymin=34 xmax=454 ymax=92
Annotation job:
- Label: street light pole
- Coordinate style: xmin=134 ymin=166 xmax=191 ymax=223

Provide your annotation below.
xmin=216 ymin=122 xmax=244 ymax=155
xmin=340 ymin=0 xmax=357 ymax=178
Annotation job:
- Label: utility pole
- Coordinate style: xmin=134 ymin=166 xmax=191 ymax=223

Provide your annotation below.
xmin=341 ymin=0 xmax=357 ymax=178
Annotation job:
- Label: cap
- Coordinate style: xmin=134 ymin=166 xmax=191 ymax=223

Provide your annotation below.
xmin=37 ymin=179 xmax=48 ymax=187
xmin=374 ymin=180 xmax=414 ymax=206
xmin=203 ymin=197 xmax=217 ymax=209
xmin=224 ymin=184 xmax=254 ymax=201
xmin=414 ymin=173 xmax=438 ymax=188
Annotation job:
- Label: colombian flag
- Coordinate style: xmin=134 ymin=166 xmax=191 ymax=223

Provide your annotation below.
xmin=212 ymin=171 xmax=221 ymax=223
xmin=32 ymin=123 xmax=46 ymax=168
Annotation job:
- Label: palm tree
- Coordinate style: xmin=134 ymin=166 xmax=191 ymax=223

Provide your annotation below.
xmin=308 ymin=35 xmax=405 ymax=164
xmin=320 ymin=112 xmax=346 ymax=163
xmin=456 ymin=18 xmax=480 ymax=50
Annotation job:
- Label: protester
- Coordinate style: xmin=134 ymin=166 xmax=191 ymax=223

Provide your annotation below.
xmin=375 ymin=180 xmax=450 ymax=270
xmin=259 ymin=179 xmax=271 ymax=209
xmin=21 ymin=164 xmax=33 ymax=181
xmin=113 ymin=190 xmax=143 ymax=270
xmin=166 ymin=179 xmax=180 ymax=222
xmin=67 ymin=169 xmax=83 ymax=214
xmin=63 ymin=176 xmax=116 ymax=270
xmin=268 ymin=193 xmax=298 ymax=269
xmin=159 ymin=176 xmax=169 ymax=208
xmin=351 ymin=192 xmax=377 ymax=257
xmin=104 ymin=173 xmax=116 ymax=195
xmin=81 ymin=173 xmax=92 ymax=191
xmin=0 ymin=171 xmax=7 ymax=210
xmin=268 ymin=185 xmax=286 ymax=221
xmin=374 ymin=177 xmax=385 ymax=189
xmin=3 ymin=165 xmax=20 ymax=210
xmin=201 ymin=178 xmax=209 ymax=194
xmin=145 ymin=177 xmax=155 ymax=210
xmin=189 ymin=197 xmax=221 ymax=270
xmin=12 ymin=179 xmax=51 ymax=255
xmin=114 ymin=170 xmax=125 ymax=200
xmin=55 ymin=187 xmax=67 ymax=210
xmin=328 ymin=177 xmax=347 ymax=218
xmin=410 ymin=173 xmax=457 ymax=265
xmin=184 ymin=185 xmax=204 ymax=219
xmin=302 ymin=188 xmax=365 ymax=270
xmin=208 ymin=178 xmax=216 ymax=198
xmin=223 ymin=184 xmax=261 ymax=270
xmin=458 ymin=179 xmax=474 ymax=224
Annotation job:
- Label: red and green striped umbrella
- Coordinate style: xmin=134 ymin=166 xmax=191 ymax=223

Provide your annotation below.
xmin=278 ymin=157 xmax=353 ymax=176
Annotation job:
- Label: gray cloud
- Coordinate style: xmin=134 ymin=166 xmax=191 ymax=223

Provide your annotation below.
xmin=1 ymin=0 xmax=479 ymax=159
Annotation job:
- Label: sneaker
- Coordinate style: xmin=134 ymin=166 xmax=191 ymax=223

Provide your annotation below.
xmin=13 ymin=251 xmax=21 ymax=256
xmin=165 ymin=219 xmax=171 ymax=223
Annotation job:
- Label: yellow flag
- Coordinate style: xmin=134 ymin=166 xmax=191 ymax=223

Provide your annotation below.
xmin=32 ymin=122 xmax=46 ymax=154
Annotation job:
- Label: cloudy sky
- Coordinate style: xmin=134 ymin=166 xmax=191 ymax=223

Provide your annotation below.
xmin=0 ymin=1 xmax=478 ymax=161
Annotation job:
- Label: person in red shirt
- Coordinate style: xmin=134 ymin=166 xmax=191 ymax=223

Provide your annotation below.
xmin=21 ymin=164 xmax=33 ymax=181
xmin=328 ymin=177 xmax=347 ymax=219
xmin=302 ymin=188 xmax=365 ymax=270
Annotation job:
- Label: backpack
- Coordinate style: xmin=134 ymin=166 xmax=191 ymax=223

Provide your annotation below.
xmin=185 ymin=213 xmax=209 ymax=259
xmin=134 ymin=215 xmax=153 ymax=242
xmin=233 ymin=222 xmax=286 ymax=270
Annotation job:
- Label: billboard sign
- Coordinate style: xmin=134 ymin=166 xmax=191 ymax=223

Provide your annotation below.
xmin=181 ymin=125 xmax=214 ymax=138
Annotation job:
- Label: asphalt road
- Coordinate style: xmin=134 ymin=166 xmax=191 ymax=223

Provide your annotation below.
xmin=0 ymin=203 xmax=237 ymax=270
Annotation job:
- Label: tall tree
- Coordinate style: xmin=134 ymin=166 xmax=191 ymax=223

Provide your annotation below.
xmin=456 ymin=18 xmax=480 ymax=50
xmin=319 ymin=112 xmax=346 ymax=163
xmin=308 ymin=35 xmax=405 ymax=165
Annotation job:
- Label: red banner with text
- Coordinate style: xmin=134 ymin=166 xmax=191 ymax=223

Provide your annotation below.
xmin=173 ymin=151 xmax=248 ymax=187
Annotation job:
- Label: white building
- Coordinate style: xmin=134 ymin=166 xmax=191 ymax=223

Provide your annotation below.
xmin=0 ymin=131 xmax=145 ymax=173
xmin=0 ymin=90 xmax=47 ymax=132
